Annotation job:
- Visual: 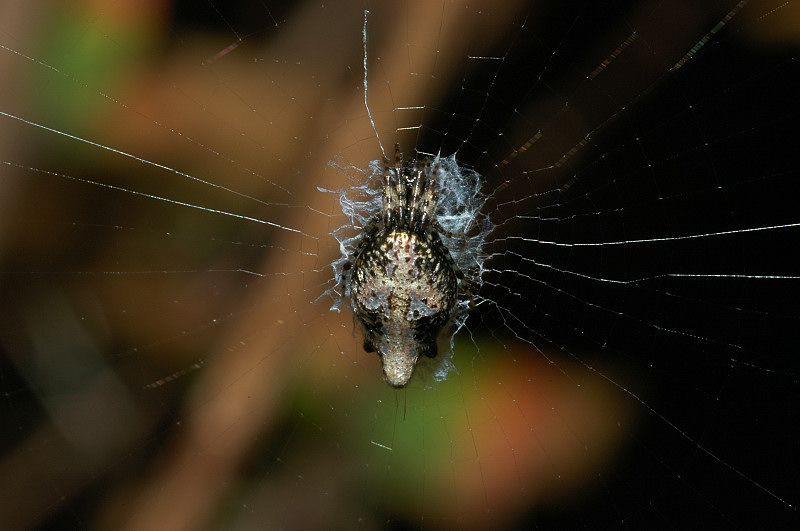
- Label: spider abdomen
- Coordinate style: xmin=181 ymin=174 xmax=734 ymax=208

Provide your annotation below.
xmin=350 ymin=227 xmax=457 ymax=387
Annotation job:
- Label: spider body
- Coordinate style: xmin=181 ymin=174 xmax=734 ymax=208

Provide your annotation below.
xmin=348 ymin=145 xmax=459 ymax=387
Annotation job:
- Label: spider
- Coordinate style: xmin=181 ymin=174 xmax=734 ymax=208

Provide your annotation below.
xmin=343 ymin=144 xmax=466 ymax=387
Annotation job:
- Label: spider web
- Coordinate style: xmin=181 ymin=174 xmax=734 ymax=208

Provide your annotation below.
xmin=1 ymin=0 xmax=798 ymax=528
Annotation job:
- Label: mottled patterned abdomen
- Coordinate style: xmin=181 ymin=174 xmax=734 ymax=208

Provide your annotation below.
xmin=350 ymin=228 xmax=457 ymax=387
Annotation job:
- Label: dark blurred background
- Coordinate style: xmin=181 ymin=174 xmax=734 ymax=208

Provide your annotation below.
xmin=1 ymin=0 xmax=798 ymax=529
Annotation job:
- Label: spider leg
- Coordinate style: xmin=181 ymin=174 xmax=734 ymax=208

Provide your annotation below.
xmin=393 ymin=142 xmax=401 ymax=172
